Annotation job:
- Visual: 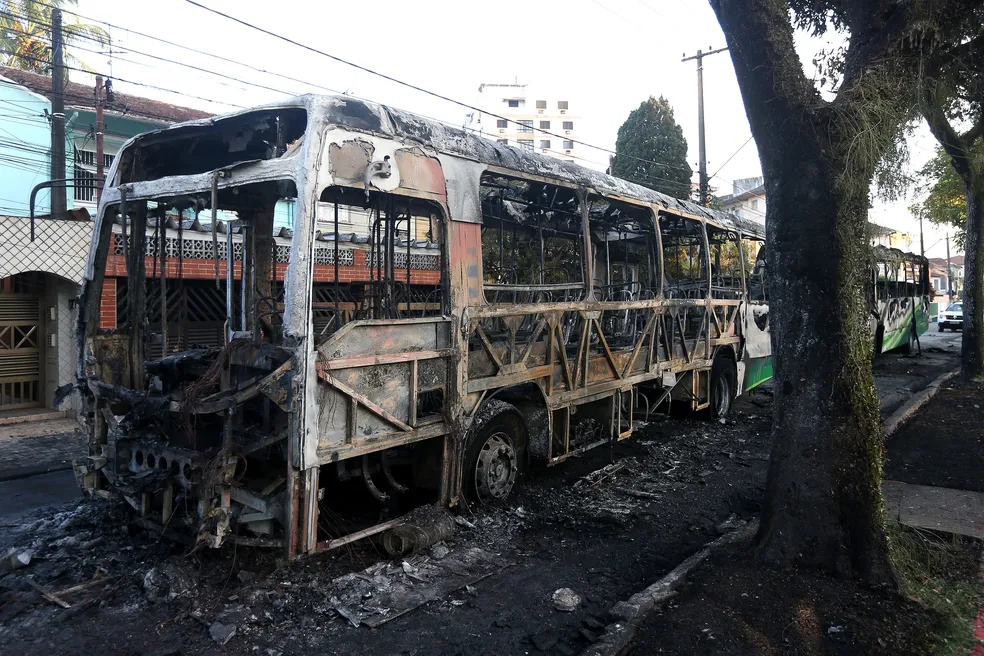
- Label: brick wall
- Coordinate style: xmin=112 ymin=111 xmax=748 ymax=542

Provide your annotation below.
xmin=99 ymin=251 xmax=442 ymax=328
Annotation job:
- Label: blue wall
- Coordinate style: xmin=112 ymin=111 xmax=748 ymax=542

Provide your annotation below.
xmin=0 ymin=77 xmax=54 ymax=216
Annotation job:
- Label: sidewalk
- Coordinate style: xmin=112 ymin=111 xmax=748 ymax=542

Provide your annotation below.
xmin=0 ymin=417 xmax=83 ymax=481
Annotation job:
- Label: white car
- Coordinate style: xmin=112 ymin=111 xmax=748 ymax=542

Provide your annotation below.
xmin=938 ymin=302 xmax=963 ymax=331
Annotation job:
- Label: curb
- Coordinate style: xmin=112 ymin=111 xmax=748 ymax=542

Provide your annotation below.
xmin=580 ymin=519 xmax=760 ymax=656
xmin=0 ymin=411 xmax=69 ymax=426
xmin=0 ymin=464 xmax=74 ymax=483
xmin=883 ymin=368 xmax=959 ymax=439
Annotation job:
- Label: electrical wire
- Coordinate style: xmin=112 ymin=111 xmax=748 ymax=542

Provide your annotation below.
xmin=9 ymin=1 xmax=701 ymax=189
xmin=181 ymin=0 xmax=697 ymax=176
xmin=0 ymin=48 xmax=242 ymax=109
xmin=2 ymin=4 xmax=346 ymax=96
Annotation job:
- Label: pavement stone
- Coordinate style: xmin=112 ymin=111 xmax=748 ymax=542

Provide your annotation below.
xmin=0 ymin=418 xmax=83 ymax=481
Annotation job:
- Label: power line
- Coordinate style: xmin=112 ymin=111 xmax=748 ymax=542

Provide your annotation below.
xmin=0 ymin=12 xmax=305 ymax=98
xmin=182 ymin=0 xmax=696 ymax=176
xmin=11 ymin=2 xmax=347 ymax=96
xmin=9 ymin=0 xmax=698 ymax=185
xmin=0 ymin=48 xmax=242 ymax=109
xmin=0 ymin=76 xmax=209 ymax=125
xmin=709 ymin=135 xmax=754 ymax=181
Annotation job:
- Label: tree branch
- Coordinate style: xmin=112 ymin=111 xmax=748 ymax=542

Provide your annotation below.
xmin=922 ymin=83 xmax=974 ymax=184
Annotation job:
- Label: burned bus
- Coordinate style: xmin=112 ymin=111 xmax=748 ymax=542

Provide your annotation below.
xmin=74 ymin=95 xmax=770 ymax=558
xmin=869 ymin=246 xmax=930 ymax=354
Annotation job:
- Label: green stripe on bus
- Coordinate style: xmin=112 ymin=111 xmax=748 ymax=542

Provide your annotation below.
xmin=744 ymin=357 xmax=773 ymax=391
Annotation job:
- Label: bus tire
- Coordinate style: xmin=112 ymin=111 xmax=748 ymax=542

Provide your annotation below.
xmin=901 ymin=327 xmax=916 ymax=354
xmin=709 ymin=356 xmax=737 ymax=420
xmin=464 ymin=400 xmax=527 ymax=504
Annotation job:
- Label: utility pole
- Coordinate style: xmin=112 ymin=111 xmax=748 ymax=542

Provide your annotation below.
xmin=95 ymin=75 xmax=105 ymax=204
xmin=682 ymin=46 xmax=728 ymax=206
xmin=919 ymin=215 xmax=925 ymax=259
xmin=50 ymin=8 xmax=67 ymax=218
xmin=946 ymin=232 xmax=952 ymax=300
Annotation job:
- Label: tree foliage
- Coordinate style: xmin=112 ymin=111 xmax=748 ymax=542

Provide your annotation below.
xmin=0 ymin=0 xmax=109 ymax=73
xmin=911 ymin=145 xmax=984 ymax=250
xmin=611 ymin=96 xmax=693 ymax=200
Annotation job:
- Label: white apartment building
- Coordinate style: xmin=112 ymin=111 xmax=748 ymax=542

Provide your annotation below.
xmin=465 ymin=83 xmax=581 ymax=162
xmin=716 ymin=176 xmax=766 ymax=223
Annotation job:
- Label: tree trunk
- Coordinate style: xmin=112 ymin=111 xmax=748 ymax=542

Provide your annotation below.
xmin=962 ymin=181 xmax=984 ymax=380
xmin=708 ymin=0 xmax=901 ymax=585
xmin=755 ymin=145 xmax=896 ymax=583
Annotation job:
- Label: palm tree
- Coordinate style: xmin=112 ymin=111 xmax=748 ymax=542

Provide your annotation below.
xmin=0 ymin=0 xmax=109 ymax=74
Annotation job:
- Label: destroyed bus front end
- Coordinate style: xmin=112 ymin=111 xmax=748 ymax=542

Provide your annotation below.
xmin=74 ymin=97 xmax=456 ymax=556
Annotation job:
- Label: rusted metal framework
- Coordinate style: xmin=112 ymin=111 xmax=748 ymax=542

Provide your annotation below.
xmin=74 ymin=95 xmax=770 ymax=558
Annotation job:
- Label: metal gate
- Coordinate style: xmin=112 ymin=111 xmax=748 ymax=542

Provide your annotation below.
xmin=0 ymin=293 xmax=42 ymax=409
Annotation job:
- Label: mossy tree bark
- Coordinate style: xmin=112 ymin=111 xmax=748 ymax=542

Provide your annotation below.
xmin=708 ymin=0 xmax=978 ymax=584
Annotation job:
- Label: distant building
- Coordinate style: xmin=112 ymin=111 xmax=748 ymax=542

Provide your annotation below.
xmin=464 ymin=83 xmax=581 ymax=162
xmin=869 ymin=223 xmax=913 ymax=251
xmin=928 ymin=255 xmax=964 ymax=306
xmin=715 ymin=177 xmax=765 ymax=223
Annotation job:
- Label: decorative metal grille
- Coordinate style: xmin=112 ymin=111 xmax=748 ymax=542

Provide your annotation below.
xmin=365 ymin=251 xmax=440 ymax=270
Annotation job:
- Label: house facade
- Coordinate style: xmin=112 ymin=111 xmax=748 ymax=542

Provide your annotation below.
xmin=0 ymin=67 xmax=211 ymax=412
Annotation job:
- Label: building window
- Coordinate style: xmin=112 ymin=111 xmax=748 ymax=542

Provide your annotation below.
xmin=750 ymin=199 xmax=759 ymax=211
xmin=563 ymin=140 xmax=574 ymax=149
xmin=536 ymin=100 xmax=547 ymax=109
xmin=518 ymin=140 xmax=534 ymax=151
xmin=558 ymin=101 xmax=569 ymax=110
xmin=540 ymin=140 xmax=551 ymax=149
xmin=507 ymin=99 xmax=520 ymax=108
xmin=496 ymin=119 xmax=508 ymax=128
xmin=563 ymin=121 xmax=574 ymax=130
xmin=74 ymin=147 xmax=115 ymax=202
xmin=497 ymin=138 xmax=508 ymax=144
xmin=539 ymin=120 xmax=550 ymax=129
xmin=518 ymin=120 xmax=533 ymax=133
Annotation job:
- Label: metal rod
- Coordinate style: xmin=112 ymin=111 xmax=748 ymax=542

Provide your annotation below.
xmin=241 ymin=225 xmax=247 ymax=333
xmin=334 ymin=197 xmax=340 ymax=324
xmin=226 ymin=222 xmax=234 ymax=341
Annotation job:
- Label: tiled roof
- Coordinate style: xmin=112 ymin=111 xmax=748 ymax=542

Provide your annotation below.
xmin=0 ymin=66 xmax=212 ymax=124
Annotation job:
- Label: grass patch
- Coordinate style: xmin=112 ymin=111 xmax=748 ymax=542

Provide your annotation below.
xmin=889 ymin=522 xmax=983 ymax=656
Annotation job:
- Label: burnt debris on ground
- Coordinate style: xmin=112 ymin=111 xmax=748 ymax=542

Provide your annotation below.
xmin=0 ymin=393 xmax=772 ymax=655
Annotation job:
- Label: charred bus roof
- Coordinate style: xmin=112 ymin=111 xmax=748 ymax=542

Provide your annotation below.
xmin=106 ymin=94 xmax=765 ymax=239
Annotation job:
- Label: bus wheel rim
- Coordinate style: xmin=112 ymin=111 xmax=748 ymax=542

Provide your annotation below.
xmin=475 ymin=432 xmax=517 ymax=501
xmin=714 ymin=374 xmax=730 ymax=416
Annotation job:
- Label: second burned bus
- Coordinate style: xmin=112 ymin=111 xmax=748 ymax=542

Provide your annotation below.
xmin=74 ymin=95 xmax=771 ymax=558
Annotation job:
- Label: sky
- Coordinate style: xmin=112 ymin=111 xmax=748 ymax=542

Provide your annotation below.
xmin=63 ymin=0 xmax=957 ymax=258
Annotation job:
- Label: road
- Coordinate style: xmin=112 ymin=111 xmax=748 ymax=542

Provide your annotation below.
xmin=0 ymin=330 xmax=961 ymax=527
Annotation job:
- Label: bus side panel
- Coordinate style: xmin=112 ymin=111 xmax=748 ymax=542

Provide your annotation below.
xmin=312 ymin=319 xmax=452 ymax=464
xmin=878 ymin=296 xmax=929 ymax=351
xmin=742 ymin=301 xmax=772 ymax=392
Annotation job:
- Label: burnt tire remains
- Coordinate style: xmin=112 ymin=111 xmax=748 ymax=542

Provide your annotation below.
xmin=464 ymin=400 xmax=527 ymax=504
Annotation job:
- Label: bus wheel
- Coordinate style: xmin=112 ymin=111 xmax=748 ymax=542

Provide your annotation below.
xmin=465 ymin=401 xmax=526 ymax=504
xmin=901 ymin=327 xmax=916 ymax=354
xmin=709 ymin=357 xmax=737 ymax=419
